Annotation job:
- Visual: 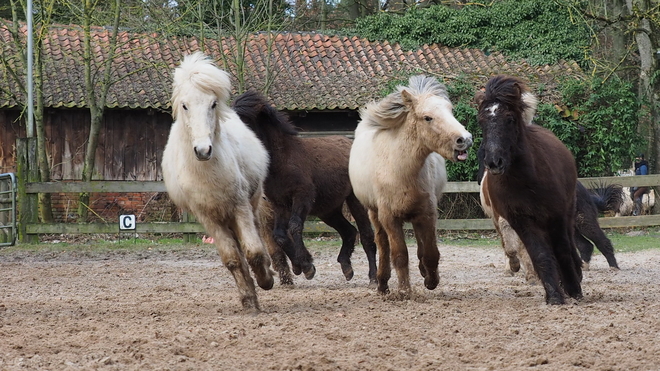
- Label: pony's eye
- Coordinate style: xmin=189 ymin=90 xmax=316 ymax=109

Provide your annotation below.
xmin=182 ymin=103 xmax=188 ymax=111
xmin=424 ymin=116 xmax=433 ymax=122
xmin=212 ymin=101 xmax=217 ymax=109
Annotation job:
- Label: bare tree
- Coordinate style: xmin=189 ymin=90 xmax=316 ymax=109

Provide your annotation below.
xmin=78 ymin=0 xmax=122 ymax=221
xmin=0 ymin=0 xmax=55 ymax=222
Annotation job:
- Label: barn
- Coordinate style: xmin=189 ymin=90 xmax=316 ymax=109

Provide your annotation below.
xmin=0 ymin=23 xmax=581 ymax=222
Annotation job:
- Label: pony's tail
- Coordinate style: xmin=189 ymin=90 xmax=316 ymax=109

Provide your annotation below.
xmin=233 ymin=90 xmax=299 ymax=136
xmin=590 ymin=183 xmax=624 ymax=213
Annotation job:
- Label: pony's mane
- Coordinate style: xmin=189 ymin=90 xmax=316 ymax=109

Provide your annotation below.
xmin=521 ymin=92 xmax=538 ymax=125
xmin=171 ymin=52 xmax=232 ymax=118
xmin=360 ymin=75 xmax=449 ymax=129
xmin=233 ymin=90 xmax=299 ymax=137
xmin=482 ymin=75 xmax=536 ymax=125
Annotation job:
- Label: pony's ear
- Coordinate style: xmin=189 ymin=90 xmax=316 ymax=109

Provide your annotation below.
xmin=474 ymin=91 xmax=485 ymax=107
xmin=401 ymin=89 xmax=417 ymax=109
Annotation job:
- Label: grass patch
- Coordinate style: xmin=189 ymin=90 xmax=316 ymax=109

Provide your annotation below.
xmin=1 ymin=229 xmax=658 ymax=255
xmin=606 ymin=229 xmax=660 ymax=253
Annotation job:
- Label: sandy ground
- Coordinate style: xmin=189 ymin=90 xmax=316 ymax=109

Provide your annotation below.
xmin=1 ymin=239 xmax=659 ymax=371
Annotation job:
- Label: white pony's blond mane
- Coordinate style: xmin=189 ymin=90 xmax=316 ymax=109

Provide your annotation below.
xmin=171 ymin=51 xmax=232 ymax=119
xmin=521 ymin=91 xmax=538 ymax=126
xmin=360 ymin=75 xmax=449 ymax=130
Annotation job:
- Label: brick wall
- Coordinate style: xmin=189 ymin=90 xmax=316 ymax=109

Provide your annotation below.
xmin=49 ymin=192 xmax=180 ymax=223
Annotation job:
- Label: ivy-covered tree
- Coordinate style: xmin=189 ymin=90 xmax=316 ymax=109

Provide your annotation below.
xmin=351 ymin=0 xmax=592 ymax=67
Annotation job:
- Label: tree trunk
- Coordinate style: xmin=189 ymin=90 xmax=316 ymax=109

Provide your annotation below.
xmin=79 ymin=0 xmax=122 ymax=221
xmin=626 ymin=0 xmax=659 ymax=172
xmin=34 ymin=17 xmax=53 ymax=223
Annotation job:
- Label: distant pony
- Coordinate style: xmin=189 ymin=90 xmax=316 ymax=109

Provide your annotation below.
xmin=349 ymin=75 xmax=472 ymax=296
xmin=616 ymin=187 xmax=655 ymax=216
xmin=233 ymin=90 xmax=377 ymax=285
xmin=161 ymin=52 xmax=274 ymax=311
xmin=477 ymin=75 xmax=583 ymax=305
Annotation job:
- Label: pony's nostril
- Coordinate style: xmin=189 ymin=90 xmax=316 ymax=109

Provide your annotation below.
xmin=194 ymin=145 xmax=213 ymax=160
xmin=456 ymin=135 xmax=472 ymax=149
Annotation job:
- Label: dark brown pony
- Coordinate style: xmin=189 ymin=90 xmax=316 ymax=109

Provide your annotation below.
xmin=477 ymin=75 xmax=583 ymax=305
xmin=233 ymin=90 xmax=377 ymax=285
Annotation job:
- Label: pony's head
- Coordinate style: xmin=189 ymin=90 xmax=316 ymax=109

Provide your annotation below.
xmin=171 ymin=52 xmax=232 ymax=161
xmin=476 ymin=75 xmax=536 ymax=175
xmin=362 ymin=75 xmax=472 ymax=161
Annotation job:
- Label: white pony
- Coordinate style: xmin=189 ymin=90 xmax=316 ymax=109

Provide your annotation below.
xmin=161 ymin=52 xmax=274 ymax=311
xmin=349 ymin=75 xmax=473 ymax=296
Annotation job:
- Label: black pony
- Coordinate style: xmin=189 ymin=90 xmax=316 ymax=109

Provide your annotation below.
xmin=575 ymin=182 xmax=623 ymax=269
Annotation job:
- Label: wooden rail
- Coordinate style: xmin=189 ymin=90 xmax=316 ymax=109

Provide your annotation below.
xmin=19 ymin=174 xmax=660 ymax=241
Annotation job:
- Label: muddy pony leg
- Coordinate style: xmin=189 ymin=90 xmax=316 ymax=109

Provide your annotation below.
xmin=204 ymin=222 xmax=260 ymax=311
xmin=498 ymin=216 xmax=522 ymax=274
xmin=378 ymin=213 xmax=410 ymax=295
xmin=258 ymin=200 xmax=293 ymax=285
xmin=231 ymin=205 xmax=275 ymax=291
xmin=320 ymin=209 xmax=357 ymax=281
xmin=370 ymin=210 xmax=392 ymax=294
xmin=411 ymin=208 xmax=440 ymax=290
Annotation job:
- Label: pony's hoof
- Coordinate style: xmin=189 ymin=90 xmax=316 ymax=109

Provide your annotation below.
xmin=240 ymin=296 xmax=261 ymax=312
xmin=303 ymin=264 xmax=316 ymax=280
xmin=377 ymin=283 xmax=389 ymax=295
xmin=292 ymin=264 xmax=303 ymax=276
xmin=341 ymin=264 xmax=354 ymax=281
xmin=545 ymin=297 xmax=565 ymax=305
xmin=279 ymin=271 xmax=295 ymax=286
xmin=257 ymin=274 xmax=275 ymax=291
xmin=509 ymin=258 xmax=521 ymax=273
xmin=424 ymin=274 xmax=439 ymax=290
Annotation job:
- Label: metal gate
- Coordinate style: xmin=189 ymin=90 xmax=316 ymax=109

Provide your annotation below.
xmin=0 ymin=173 xmax=17 ymax=247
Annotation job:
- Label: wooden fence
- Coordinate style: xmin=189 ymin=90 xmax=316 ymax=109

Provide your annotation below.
xmin=15 ymin=137 xmax=660 ymax=243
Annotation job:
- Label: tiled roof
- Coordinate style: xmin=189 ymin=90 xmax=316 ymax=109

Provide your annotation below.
xmin=0 ymin=23 xmax=583 ymax=111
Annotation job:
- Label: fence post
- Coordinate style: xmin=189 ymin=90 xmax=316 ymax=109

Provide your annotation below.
xmin=16 ymin=138 xmax=40 ymax=244
xmin=182 ymin=211 xmax=196 ymax=243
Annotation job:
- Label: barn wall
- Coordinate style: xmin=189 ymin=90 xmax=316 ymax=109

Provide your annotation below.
xmin=1 ymin=107 xmax=353 ymax=222
xmin=1 ymin=108 xmax=173 ymax=180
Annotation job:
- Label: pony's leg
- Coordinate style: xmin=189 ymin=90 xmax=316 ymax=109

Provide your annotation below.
xmin=575 ymin=231 xmax=595 ymax=270
xmin=515 ymin=223 xmax=565 ymax=305
xmin=231 ymin=205 xmax=275 ymax=291
xmin=578 ymin=220 xmax=619 ymax=270
xmin=516 ymin=243 xmax=538 ymax=284
xmin=411 ymin=209 xmax=440 ymax=290
xmin=498 ymin=217 xmax=521 ymax=274
xmin=319 ymin=208 xmax=357 ymax=281
xmin=346 ymin=194 xmax=378 ymax=285
xmin=379 ymin=213 xmax=410 ymax=295
xmin=548 ymin=218 xmax=583 ymax=300
xmin=272 ymin=210 xmax=315 ymax=279
xmin=258 ymin=200 xmax=293 ymax=285
xmin=370 ymin=209 xmax=391 ymax=294
xmin=202 ymin=221 xmax=260 ymax=311
xmin=288 ymin=200 xmax=316 ymax=280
